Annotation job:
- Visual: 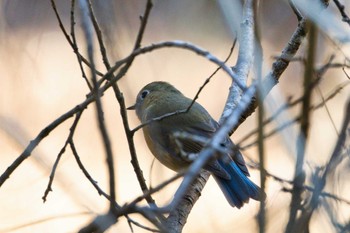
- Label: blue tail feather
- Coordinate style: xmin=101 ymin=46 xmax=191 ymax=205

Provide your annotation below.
xmin=213 ymin=160 xmax=262 ymax=208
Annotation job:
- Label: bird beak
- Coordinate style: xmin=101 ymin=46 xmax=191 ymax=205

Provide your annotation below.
xmin=127 ymin=104 xmax=136 ymax=110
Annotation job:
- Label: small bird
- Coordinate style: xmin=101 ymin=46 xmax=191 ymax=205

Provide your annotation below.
xmin=128 ymin=81 xmax=264 ymax=208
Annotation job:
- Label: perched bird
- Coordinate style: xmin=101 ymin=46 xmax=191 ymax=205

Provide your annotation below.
xmin=128 ymin=81 xmax=264 ymax=208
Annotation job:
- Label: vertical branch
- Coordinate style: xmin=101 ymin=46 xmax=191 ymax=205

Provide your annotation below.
xmin=78 ymin=0 xmax=117 ymax=214
xmin=50 ymin=0 xmax=103 ymax=80
xmin=220 ymin=0 xmax=254 ymax=123
xmin=87 ymin=0 xmax=111 ymax=70
xmin=87 ymin=0 xmax=160 ymax=213
xmin=235 ymin=18 xmax=308 ymax=131
xmin=70 ymin=0 xmax=93 ymax=90
xmin=293 ymin=100 xmax=350 ymax=233
xmin=114 ymin=0 xmax=160 ymax=208
xmin=253 ymin=1 xmax=266 ymax=232
xmin=285 ymin=20 xmax=317 ymax=233
xmin=165 ymin=0 xmax=256 ymax=231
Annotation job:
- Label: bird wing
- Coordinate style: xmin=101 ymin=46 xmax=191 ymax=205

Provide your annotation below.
xmin=148 ymin=100 xmax=250 ymax=178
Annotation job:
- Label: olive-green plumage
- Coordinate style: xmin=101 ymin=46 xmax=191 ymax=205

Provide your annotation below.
xmin=129 ymin=81 xmax=264 ymax=208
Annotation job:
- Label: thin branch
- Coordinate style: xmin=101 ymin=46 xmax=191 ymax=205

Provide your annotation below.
xmin=70 ymin=0 xmax=93 ymax=90
xmin=78 ymin=1 xmax=162 ymax=232
xmin=42 ymin=112 xmax=83 ymax=202
xmin=187 ymin=39 xmax=237 ymax=111
xmin=315 ymin=86 xmax=339 ymax=136
xmin=79 ymin=0 xmax=116 ymax=215
xmin=238 ymin=72 xmax=350 ymax=148
xmin=87 ymin=0 xmax=111 ymax=70
xmin=293 ymin=99 xmax=350 ymax=231
xmin=289 ymin=0 xmax=303 ymax=21
xmin=72 ymin=134 xmax=152 ymax=230
xmin=234 ymin=18 xmax=308 ymax=133
xmin=133 ymin=0 xmax=154 ymax=50
xmin=285 ymin=20 xmax=317 ymax=233
xmin=253 ymin=0 xmax=266 ymax=231
xmin=333 ymin=0 xmax=350 ymax=26
xmin=70 ymin=139 xmax=158 ymax=232
xmin=50 ymin=0 xmax=103 ymax=78
xmin=100 ymin=40 xmax=246 ymax=92
xmin=111 ymin=0 xmax=160 ymax=209
xmin=78 ymin=171 xmax=185 ymax=233
xmin=0 ymin=102 xmax=88 ymax=187
xmin=131 ymin=108 xmax=187 ymax=134
xmin=130 ymin=40 xmax=236 ymax=135
xmin=246 ymin=154 xmax=350 ymax=206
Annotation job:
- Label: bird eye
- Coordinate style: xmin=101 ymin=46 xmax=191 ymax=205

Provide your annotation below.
xmin=140 ymin=90 xmax=149 ymax=99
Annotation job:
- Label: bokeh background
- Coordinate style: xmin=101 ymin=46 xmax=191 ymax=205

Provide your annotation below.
xmin=0 ymin=0 xmax=349 ymax=232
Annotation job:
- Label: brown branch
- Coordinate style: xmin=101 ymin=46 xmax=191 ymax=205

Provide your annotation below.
xmin=87 ymin=0 xmax=111 ymax=70
xmin=186 ymin=39 xmax=237 ymax=112
xmin=70 ymin=138 xmax=159 ymax=232
xmin=292 ymin=99 xmax=350 ymax=232
xmin=70 ymin=0 xmax=93 ymax=90
xmin=79 ymin=0 xmax=117 ymax=215
xmin=333 ymin=0 xmax=350 ymax=26
xmin=245 ymin=152 xmax=350 ymax=206
xmin=42 ymin=112 xmax=83 ymax=202
xmin=110 ymin=0 xmax=160 ymax=208
xmin=50 ymin=0 xmax=103 ymax=78
xmin=252 ymin=1 xmax=266 ymax=231
xmin=240 ymin=80 xmax=349 ymax=149
xmin=78 ymin=1 xmax=162 ymax=232
xmin=0 ymin=101 xmax=89 ymax=187
xmin=238 ymin=58 xmax=350 ymax=148
xmin=285 ymin=20 xmax=317 ymax=233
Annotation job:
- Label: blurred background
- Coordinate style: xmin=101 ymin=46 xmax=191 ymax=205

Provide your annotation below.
xmin=0 ymin=0 xmax=349 ymax=232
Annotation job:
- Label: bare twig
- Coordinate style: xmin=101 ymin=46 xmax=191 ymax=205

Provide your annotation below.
xmin=42 ymin=112 xmax=83 ymax=202
xmin=79 ymin=0 xmax=117 ymax=215
xmin=246 ymin=154 xmax=350 ymax=206
xmin=234 ymin=18 xmax=308 ymax=132
xmin=111 ymin=0 xmax=160 ymax=209
xmin=50 ymin=0 xmax=103 ymax=78
xmin=285 ymin=20 xmax=317 ymax=233
xmin=252 ymin=0 xmax=266 ymax=231
xmin=87 ymin=0 xmax=110 ymax=70
xmin=71 ymin=138 xmax=160 ymax=232
xmin=289 ymin=0 xmax=303 ymax=21
xmin=293 ymin=99 xmax=350 ymax=231
xmin=187 ymin=39 xmax=237 ymax=111
xmin=333 ymin=0 xmax=350 ymax=26
xmin=78 ymin=1 xmax=162 ymax=232
xmin=0 ymin=102 xmax=88 ymax=187
xmin=70 ymin=0 xmax=93 ymax=90
xmin=100 ymin=40 xmax=246 ymax=92
xmin=239 ymin=68 xmax=350 ymax=148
